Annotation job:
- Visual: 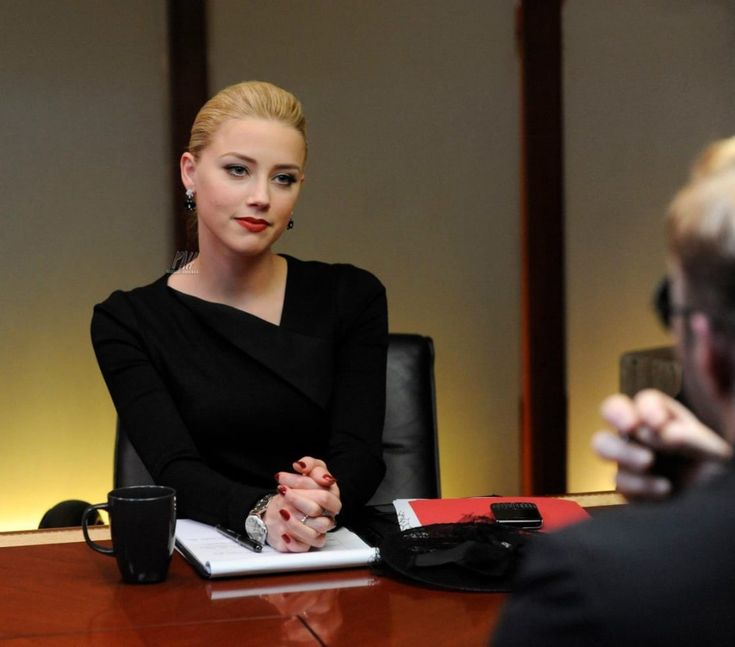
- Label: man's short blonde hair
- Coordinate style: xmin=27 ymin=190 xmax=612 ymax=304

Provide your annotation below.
xmin=667 ymin=138 xmax=735 ymax=322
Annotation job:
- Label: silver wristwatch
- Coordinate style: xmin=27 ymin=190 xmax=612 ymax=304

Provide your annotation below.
xmin=245 ymin=493 xmax=274 ymax=546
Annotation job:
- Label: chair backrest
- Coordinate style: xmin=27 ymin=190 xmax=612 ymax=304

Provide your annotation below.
xmin=619 ymin=345 xmax=681 ymax=398
xmin=367 ymin=334 xmax=440 ymax=504
xmin=114 ymin=419 xmax=154 ymax=488
xmin=115 ymin=333 xmax=440 ymax=503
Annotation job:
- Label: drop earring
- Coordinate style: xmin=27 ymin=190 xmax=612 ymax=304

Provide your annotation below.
xmin=287 ymin=216 xmax=294 ymax=230
xmin=185 ymin=188 xmax=196 ymax=212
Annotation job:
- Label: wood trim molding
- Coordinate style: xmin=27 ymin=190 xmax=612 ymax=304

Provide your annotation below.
xmin=518 ymin=0 xmax=567 ymax=494
xmin=167 ymin=0 xmax=209 ymax=251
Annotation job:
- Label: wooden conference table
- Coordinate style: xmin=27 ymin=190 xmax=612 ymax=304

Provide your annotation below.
xmin=0 ymin=493 xmax=622 ymax=646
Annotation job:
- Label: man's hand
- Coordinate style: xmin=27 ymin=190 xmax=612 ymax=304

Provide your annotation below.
xmin=592 ymin=389 xmax=732 ymax=500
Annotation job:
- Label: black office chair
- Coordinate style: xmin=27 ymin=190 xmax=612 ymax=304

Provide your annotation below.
xmin=38 ymin=500 xmax=102 ymax=529
xmin=115 ymin=420 xmax=155 ymax=488
xmin=367 ymin=334 xmax=440 ymax=504
xmin=115 ymin=333 xmax=440 ymax=504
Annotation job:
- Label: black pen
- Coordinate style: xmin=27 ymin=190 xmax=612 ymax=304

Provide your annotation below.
xmin=215 ymin=524 xmax=263 ymax=553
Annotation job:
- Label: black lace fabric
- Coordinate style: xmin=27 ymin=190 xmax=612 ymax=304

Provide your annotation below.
xmin=379 ymin=521 xmax=534 ymax=592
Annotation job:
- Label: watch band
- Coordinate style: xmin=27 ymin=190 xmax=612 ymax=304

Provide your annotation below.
xmin=244 ymin=493 xmax=275 ymax=546
xmin=248 ymin=493 xmax=274 ymax=519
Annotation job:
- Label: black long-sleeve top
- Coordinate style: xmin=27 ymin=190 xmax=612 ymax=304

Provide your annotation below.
xmin=91 ymin=255 xmax=388 ymax=530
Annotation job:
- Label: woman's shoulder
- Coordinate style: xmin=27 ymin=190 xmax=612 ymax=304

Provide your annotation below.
xmin=283 ymin=256 xmax=386 ymax=335
xmin=96 ymin=274 xmax=168 ymax=306
xmin=92 ymin=274 xmax=171 ymax=327
xmin=283 ymin=255 xmax=385 ymax=295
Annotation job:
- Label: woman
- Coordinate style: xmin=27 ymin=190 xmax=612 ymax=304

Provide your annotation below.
xmin=91 ymin=81 xmax=388 ymax=552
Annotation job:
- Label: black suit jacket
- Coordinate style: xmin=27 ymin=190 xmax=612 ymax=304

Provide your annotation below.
xmin=91 ymin=255 xmax=388 ymax=529
xmin=493 ymin=465 xmax=735 ymax=647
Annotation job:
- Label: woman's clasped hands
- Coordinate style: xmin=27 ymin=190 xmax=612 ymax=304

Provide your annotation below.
xmin=265 ymin=456 xmax=342 ymax=552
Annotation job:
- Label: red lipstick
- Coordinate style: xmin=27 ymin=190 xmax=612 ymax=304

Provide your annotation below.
xmin=235 ymin=217 xmax=269 ymax=233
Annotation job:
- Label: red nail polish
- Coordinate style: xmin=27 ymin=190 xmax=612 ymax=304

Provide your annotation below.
xmin=323 ymin=474 xmax=336 ymax=483
xmin=277 ymin=485 xmax=287 ymax=495
xmin=282 ymin=534 xmax=291 ymax=544
xmin=274 ymin=472 xmax=281 ymax=482
xmin=296 ymin=461 xmax=307 ymax=469
xmin=279 ymin=509 xmax=291 ymax=521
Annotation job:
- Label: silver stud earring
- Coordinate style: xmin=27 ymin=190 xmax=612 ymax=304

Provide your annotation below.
xmin=185 ymin=188 xmax=196 ymax=212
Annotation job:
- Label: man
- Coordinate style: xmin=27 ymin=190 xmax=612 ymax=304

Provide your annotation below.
xmin=493 ymin=140 xmax=735 ymax=646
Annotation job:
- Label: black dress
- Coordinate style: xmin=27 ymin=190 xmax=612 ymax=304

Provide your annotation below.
xmin=91 ymin=255 xmax=388 ymax=530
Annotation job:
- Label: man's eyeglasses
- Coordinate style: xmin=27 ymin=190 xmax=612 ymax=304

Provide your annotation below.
xmin=653 ymin=277 xmax=695 ymax=329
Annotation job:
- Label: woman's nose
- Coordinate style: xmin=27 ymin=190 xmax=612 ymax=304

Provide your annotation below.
xmin=246 ymin=178 xmax=270 ymax=209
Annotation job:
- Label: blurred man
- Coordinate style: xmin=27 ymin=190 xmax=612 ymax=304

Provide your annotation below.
xmin=493 ymin=140 xmax=735 ymax=646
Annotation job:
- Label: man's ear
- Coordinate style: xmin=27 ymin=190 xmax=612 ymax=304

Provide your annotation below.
xmin=690 ymin=313 xmax=733 ymax=398
xmin=180 ymin=152 xmax=196 ymax=188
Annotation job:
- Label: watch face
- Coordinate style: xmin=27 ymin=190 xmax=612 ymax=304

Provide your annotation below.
xmin=245 ymin=514 xmax=267 ymax=545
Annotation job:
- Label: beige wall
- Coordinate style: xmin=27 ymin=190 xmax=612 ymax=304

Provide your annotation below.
xmin=564 ymin=0 xmax=735 ymax=491
xmin=1 ymin=1 xmax=519 ymax=530
xmin=208 ymin=0 xmax=521 ymax=498
xmin=0 ymin=0 xmax=170 ymax=530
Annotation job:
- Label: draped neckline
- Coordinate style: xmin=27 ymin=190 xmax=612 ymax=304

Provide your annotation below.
xmin=157 ymin=254 xmax=333 ymax=409
xmin=164 ymin=253 xmax=292 ymax=329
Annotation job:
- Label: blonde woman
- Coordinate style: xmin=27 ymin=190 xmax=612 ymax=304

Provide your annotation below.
xmin=92 ymin=82 xmax=387 ymax=553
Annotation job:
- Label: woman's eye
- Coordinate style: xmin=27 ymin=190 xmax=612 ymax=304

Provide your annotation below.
xmin=273 ymin=173 xmax=298 ymax=186
xmin=225 ymin=164 xmax=248 ymax=177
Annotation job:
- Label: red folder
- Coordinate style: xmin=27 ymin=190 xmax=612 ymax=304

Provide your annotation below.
xmin=407 ymin=496 xmax=590 ymax=532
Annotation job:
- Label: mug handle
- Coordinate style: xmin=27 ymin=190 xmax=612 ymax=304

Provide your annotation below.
xmin=82 ymin=503 xmax=114 ymax=556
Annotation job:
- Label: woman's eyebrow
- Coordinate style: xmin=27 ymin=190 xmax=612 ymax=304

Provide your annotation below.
xmin=221 ymin=152 xmax=257 ymax=164
xmin=221 ymin=152 xmax=301 ymax=172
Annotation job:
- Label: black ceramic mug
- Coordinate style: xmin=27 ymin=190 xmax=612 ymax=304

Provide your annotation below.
xmin=82 ymin=485 xmax=176 ymax=584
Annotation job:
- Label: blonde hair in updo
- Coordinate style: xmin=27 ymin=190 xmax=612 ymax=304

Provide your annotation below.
xmin=188 ymin=80 xmax=307 ymax=160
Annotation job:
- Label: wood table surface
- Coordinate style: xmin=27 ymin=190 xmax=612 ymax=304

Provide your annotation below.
xmin=0 ymin=539 xmax=506 ymax=646
xmin=0 ymin=494 xmax=623 ymax=645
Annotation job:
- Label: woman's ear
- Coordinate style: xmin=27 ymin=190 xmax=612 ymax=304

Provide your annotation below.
xmin=180 ymin=152 xmax=196 ymax=188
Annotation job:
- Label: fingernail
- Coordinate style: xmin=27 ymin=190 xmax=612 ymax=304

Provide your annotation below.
xmin=279 ymin=509 xmax=291 ymax=521
xmin=277 ymin=485 xmax=287 ymax=496
xmin=296 ymin=461 xmax=307 ymax=469
xmin=323 ymin=474 xmax=336 ymax=483
xmin=282 ymin=533 xmax=291 ymax=544
xmin=274 ymin=472 xmax=281 ymax=482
